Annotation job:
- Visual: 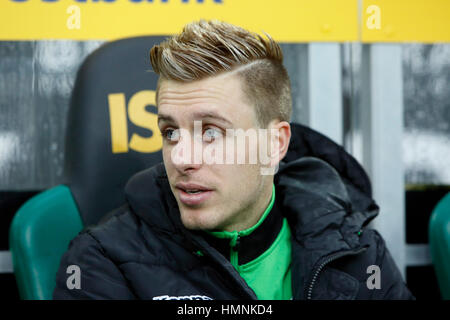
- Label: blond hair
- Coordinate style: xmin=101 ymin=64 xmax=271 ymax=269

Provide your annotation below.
xmin=150 ymin=20 xmax=292 ymax=127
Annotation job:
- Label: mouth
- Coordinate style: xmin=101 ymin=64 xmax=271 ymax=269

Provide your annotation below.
xmin=175 ymin=183 xmax=214 ymax=206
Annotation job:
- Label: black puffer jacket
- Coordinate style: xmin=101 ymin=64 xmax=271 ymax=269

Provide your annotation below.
xmin=53 ymin=123 xmax=414 ymax=300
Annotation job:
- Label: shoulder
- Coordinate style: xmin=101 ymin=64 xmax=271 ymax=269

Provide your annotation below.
xmin=53 ymin=205 xmax=149 ymax=299
xmin=66 ymin=204 xmax=149 ymax=266
xmin=331 ymin=228 xmax=396 ymax=279
xmin=330 ymin=228 xmax=415 ymax=299
xmin=53 ymin=206 xmax=139 ymax=299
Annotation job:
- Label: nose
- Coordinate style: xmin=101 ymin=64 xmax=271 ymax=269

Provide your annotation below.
xmin=170 ymin=129 xmax=203 ymax=174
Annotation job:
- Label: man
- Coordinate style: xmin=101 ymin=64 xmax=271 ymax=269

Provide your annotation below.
xmin=54 ymin=20 xmax=414 ymax=300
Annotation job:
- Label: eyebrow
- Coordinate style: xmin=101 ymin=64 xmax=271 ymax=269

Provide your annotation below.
xmin=158 ymin=111 xmax=233 ymax=126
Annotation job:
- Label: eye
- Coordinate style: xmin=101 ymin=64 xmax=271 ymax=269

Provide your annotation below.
xmin=162 ymin=128 xmax=180 ymax=142
xmin=203 ymin=127 xmax=222 ymax=142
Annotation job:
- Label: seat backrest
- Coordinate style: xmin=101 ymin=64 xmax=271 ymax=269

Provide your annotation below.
xmin=10 ymin=36 xmax=165 ymax=299
xmin=64 ymin=36 xmax=164 ymax=226
xmin=9 ymin=185 xmax=83 ymax=299
xmin=429 ymin=192 xmax=450 ymax=299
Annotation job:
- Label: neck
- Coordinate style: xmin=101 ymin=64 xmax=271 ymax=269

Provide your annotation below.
xmin=209 ymin=183 xmax=275 ymax=237
xmin=220 ymin=180 xmax=274 ymax=233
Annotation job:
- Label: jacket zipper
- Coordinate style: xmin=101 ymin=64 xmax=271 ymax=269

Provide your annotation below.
xmin=305 ymin=246 xmax=368 ymax=300
xmin=230 ymin=234 xmax=241 ymax=270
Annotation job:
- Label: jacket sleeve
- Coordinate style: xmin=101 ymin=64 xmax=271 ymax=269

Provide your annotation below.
xmin=368 ymin=229 xmax=416 ymax=300
xmin=53 ymin=231 xmax=137 ymax=300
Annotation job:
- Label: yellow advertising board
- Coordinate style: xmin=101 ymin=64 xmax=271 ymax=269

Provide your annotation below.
xmin=0 ymin=0 xmax=449 ymax=43
xmin=0 ymin=0 xmax=358 ymax=42
xmin=362 ymin=0 xmax=450 ymax=43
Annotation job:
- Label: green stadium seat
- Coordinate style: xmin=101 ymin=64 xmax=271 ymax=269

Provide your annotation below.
xmin=429 ymin=192 xmax=450 ymax=299
xmin=9 ymin=186 xmax=83 ymax=299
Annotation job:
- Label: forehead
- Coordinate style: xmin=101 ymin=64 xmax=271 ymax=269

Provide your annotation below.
xmin=157 ymin=73 xmax=256 ymax=125
xmin=158 ymin=72 xmax=242 ymax=103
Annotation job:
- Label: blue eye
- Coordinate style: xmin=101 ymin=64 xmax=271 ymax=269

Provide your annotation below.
xmin=163 ymin=128 xmax=180 ymax=142
xmin=203 ymin=128 xmax=222 ymax=142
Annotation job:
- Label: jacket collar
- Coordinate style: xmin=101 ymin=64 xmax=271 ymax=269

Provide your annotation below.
xmin=200 ymin=184 xmax=284 ymax=265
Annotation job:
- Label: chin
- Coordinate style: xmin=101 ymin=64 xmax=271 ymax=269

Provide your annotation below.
xmin=180 ymin=209 xmax=221 ymax=231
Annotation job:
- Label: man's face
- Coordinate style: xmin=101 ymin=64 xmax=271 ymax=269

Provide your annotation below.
xmin=157 ymin=72 xmax=274 ymax=232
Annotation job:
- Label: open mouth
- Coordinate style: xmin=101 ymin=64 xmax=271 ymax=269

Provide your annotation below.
xmin=184 ymin=189 xmax=203 ymax=194
xmin=175 ymin=183 xmax=214 ymax=206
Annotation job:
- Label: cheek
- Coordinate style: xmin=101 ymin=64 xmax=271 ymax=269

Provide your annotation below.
xmin=162 ymin=146 xmax=175 ymax=174
xmin=222 ymin=135 xmax=262 ymax=165
xmin=219 ymin=163 xmax=262 ymax=195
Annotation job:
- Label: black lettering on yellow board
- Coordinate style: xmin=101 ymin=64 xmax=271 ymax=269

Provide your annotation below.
xmin=108 ymin=90 xmax=162 ymax=154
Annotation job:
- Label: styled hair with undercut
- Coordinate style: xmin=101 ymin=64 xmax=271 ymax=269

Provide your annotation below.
xmin=150 ymin=20 xmax=292 ymax=127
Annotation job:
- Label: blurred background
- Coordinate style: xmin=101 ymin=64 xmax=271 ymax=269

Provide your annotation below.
xmin=0 ymin=0 xmax=449 ymax=300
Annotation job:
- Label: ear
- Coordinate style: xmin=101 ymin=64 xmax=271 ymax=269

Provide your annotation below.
xmin=261 ymin=120 xmax=291 ymax=175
